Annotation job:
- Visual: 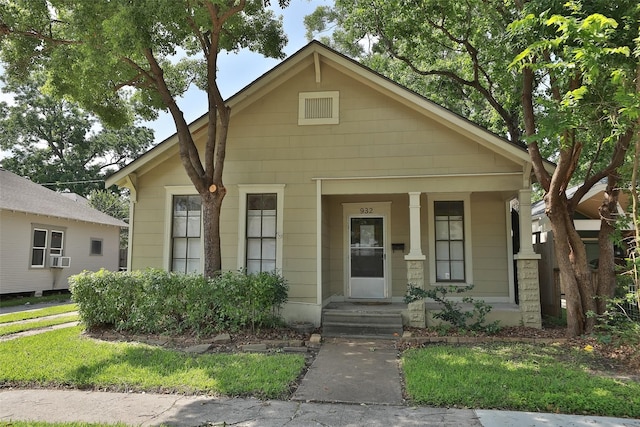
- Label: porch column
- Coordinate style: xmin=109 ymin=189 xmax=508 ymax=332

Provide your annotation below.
xmin=514 ymin=188 xmax=542 ymax=328
xmin=405 ymin=192 xmax=427 ymax=327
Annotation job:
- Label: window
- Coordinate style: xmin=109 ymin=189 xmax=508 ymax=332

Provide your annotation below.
xmin=90 ymin=238 xmax=103 ymax=256
xmin=30 ymin=227 xmax=65 ymax=268
xmin=435 ymin=201 xmax=465 ymax=282
xmin=50 ymin=231 xmax=64 ymax=256
xmin=171 ymin=195 xmax=202 ymax=274
xmin=31 ymin=228 xmax=48 ymax=268
xmin=237 ymin=184 xmax=284 ymax=273
xmin=246 ymin=194 xmax=277 ymax=274
xmin=298 ymin=91 xmax=339 ymax=125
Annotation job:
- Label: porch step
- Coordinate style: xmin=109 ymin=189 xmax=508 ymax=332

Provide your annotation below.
xmin=322 ymin=309 xmax=403 ymax=339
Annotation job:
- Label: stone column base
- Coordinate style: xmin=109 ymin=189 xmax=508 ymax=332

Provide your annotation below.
xmin=516 ymin=255 xmax=542 ymax=329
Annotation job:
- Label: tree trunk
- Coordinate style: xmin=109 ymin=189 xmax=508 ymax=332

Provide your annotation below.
xmin=596 ymin=175 xmax=619 ymax=314
xmin=546 ymin=191 xmax=597 ymax=336
xmin=202 ymin=188 xmax=226 ymax=278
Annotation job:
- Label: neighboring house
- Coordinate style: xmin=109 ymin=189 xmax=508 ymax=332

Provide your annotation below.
xmin=532 ymin=181 xmax=630 ymax=316
xmin=106 ymin=41 xmax=550 ymax=329
xmin=0 ymin=168 xmax=127 ymax=296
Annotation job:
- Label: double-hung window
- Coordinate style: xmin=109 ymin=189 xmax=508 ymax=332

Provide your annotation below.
xmin=246 ymin=194 xmax=277 ymax=274
xmin=31 ymin=229 xmax=48 ymax=268
xmin=434 ymin=201 xmax=465 ymax=282
xmin=171 ymin=195 xmax=202 ymax=274
xmin=31 ymin=227 xmax=65 ymax=268
xmin=237 ymin=184 xmax=284 ymax=274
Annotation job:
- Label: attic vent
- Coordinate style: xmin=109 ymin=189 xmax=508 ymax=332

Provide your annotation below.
xmin=299 ymin=91 xmax=339 ymax=125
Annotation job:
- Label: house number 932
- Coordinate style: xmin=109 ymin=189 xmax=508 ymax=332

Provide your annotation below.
xmin=360 ymin=207 xmax=374 ymax=214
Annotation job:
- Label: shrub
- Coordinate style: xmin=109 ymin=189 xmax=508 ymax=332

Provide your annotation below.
xmin=70 ymin=268 xmax=289 ymax=336
xmin=405 ymin=284 xmax=500 ymax=334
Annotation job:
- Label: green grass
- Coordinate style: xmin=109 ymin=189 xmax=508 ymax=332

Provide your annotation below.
xmin=0 ymin=293 xmax=71 ymax=308
xmin=0 ymin=314 xmax=79 ymax=336
xmin=0 ymin=326 xmax=305 ymax=399
xmin=0 ymin=304 xmax=78 ymax=324
xmin=402 ymin=343 xmax=640 ymax=417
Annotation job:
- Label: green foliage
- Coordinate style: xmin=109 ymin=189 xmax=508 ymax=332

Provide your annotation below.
xmin=405 ymin=284 xmax=500 ymax=333
xmin=0 ymin=73 xmax=154 ymax=196
xmin=69 ymin=269 xmax=288 ymax=336
xmin=588 ymin=272 xmax=640 ymax=345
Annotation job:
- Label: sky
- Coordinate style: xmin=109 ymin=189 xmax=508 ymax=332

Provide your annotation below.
xmin=146 ymin=0 xmax=332 ymax=143
xmin=0 ymin=0 xmax=333 ymax=147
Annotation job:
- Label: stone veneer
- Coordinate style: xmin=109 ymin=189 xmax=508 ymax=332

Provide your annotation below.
xmin=516 ymin=257 xmax=542 ymax=328
xmin=406 ymin=260 xmax=427 ymax=328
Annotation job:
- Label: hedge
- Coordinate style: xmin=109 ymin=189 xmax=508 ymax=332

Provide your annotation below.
xmin=69 ymin=269 xmax=288 ymax=336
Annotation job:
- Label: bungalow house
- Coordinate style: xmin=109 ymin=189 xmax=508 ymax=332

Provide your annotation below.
xmin=106 ymin=41 xmax=547 ymax=331
xmin=0 ymin=168 xmax=126 ymax=296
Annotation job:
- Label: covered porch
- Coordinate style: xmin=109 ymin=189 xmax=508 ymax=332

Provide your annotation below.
xmin=312 ymin=175 xmax=542 ymax=332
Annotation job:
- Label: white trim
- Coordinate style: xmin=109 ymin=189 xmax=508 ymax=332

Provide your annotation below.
xmin=312 ymin=172 xmax=521 ymax=182
xmin=427 ymin=194 xmax=473 ymax=286
xmin=316 ymin=179 xmax=322 ymax=305
xmin=298 ymin=91 xmax=339 ymax=125
xmin=237 ymin=184 xmax=286 ymax=272
xmin=164 ymin=186 xmax=201 ymax=272
xmin=126 ymin=197 xmax=135 ymax=271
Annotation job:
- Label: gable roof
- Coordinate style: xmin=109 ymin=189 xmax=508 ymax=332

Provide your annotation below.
xmin=0 ymin=168 xmax=127 ymax=227
xmin=107 ymin=40 xmax=551 ymax=188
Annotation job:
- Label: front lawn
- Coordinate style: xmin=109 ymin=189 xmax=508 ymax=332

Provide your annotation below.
xmin=0 ymin=303 xmax=78 ymax=323
xmin=0 ymin=314 xmax=79 ymax=336
xmin=0 ymin=326 xmax=305 ymax=399
xmin=403 ymin=343 xmax=640 ymax=418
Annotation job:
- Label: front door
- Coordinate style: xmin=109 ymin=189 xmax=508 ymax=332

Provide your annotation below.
xmin=349 ymin=216 xmax=386 ymax=298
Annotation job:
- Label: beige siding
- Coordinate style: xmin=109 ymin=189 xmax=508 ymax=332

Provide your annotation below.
xmin=129 ymin=60 xmax=525 ymax=304
xmin=470 ymin=193 xmax=511 ymax=298
xmin=0 ymin=210 xmax=121 ymax=294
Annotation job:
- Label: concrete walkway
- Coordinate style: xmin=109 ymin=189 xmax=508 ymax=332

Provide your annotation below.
xmin=292 ymin=338 xmax=403 ymax=405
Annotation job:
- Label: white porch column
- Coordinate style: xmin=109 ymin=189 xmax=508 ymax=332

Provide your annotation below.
xmin=517 ymin=188 xmax=537 ymax=256
xmin=405 ymin=192 xmax=427 ymax=327
xmin=514 ymin=188 xmax=542 ymax=328
xmin=405 ymin=192 xmax=426 ymax=260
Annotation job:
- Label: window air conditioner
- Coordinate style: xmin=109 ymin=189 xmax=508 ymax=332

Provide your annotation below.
xmin=50 ymin=256 xmax=71 ymax=268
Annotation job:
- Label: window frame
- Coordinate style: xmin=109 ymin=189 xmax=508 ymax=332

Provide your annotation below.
xmin=237 ymin=184 xmax=285 ymax=272
xmin=31 ymin=228 xmax=48 ymax=268
xmin=164 ymin=186 xmax=203 ymax=273
xmin=90 ymin=238 xmax=103 ymax=256
xmin=30 ymin=225 xmax=67 ymax=269
xmin=427 ymin=194 xmax=473 ymax=286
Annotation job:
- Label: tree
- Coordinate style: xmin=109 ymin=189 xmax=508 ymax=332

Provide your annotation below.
xmin=306 ymin=0 xmax=640 ymax=336
xmin=0 ymin=0 xmax=289 ymax=277
xmin=0 ymin=72 xmax=154 ymax=195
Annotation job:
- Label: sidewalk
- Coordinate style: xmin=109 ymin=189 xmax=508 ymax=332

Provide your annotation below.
xmin=1 ymin=388 xmax=638 ymax=426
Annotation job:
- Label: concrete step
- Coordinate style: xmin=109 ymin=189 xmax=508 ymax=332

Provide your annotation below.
xmin=322 ymin=310 xmax=403 ymax=338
